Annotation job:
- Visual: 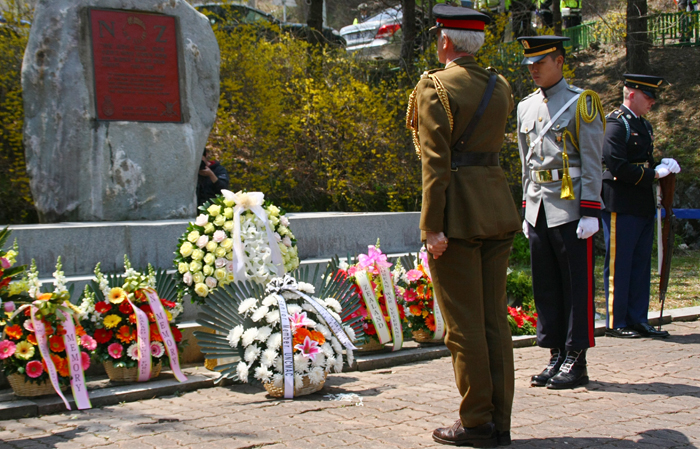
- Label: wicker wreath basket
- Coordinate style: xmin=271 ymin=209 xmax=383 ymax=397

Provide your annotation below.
xmin=412 ymin=329 xmax=443 ymax=344
xmin=264 ymin=373 xmax=327 ymax=398
xmin=7 ymin=373 xmax=68 ymax=397
xmin=104 ymin=361 xmax=162 ymax=383
xmin=356 ymin=337 xmax=385 ymax=352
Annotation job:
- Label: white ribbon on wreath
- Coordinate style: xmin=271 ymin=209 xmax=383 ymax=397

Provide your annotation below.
xmin=221 ymin=190 xmax=285 ymax=282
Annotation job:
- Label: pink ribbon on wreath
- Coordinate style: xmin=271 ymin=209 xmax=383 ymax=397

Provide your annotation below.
xmin=30 ymin=307 xmax=72 ymax=410
xmin=128 ymin=298 xmax=152 ymax=382
xmin=145 ymin=290 xmax=187 ymax=382
xmin=58 ymin=309 xmax=92 ymax=410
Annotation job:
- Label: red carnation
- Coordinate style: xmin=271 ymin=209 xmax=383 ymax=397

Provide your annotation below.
xmin=94 ymin=328 xmax=113 ymax=344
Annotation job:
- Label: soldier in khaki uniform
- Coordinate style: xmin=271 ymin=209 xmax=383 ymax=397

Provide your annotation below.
xmin=407 ymin=5 xmax=521 ymax=447
xmin=516 ymin=36 xmax=604 ymax=390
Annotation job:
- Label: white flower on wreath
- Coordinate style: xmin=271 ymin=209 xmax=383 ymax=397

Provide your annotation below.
xmin=244 ymin=345 xmax=261 ymax=364
xmin=261 ymin=295 xmax=278 ymax=307
xmin=280 ymin=216 xmax=290 ymax=227
xmin=260 ymin=349 xmax=277 ymax=367
xmin=266 ymin=332 xmax=282 ymax=350
xmin=195 ymin=214 xmax=209 ymax=227
xmin=251 ymin=306 xmax=269 ymax=323
xmin=255 ymin=326 xmax=272 ymax=343
xmin=272 ymin=373 xmax=283 ymax=388
xmin=238 ymin=298 xmax=258 ymax=315
xmin=265 ymin=310 xmax=281 ymax=325
xmin=297 ymin=282 xmax=315 ymax=295
xmin=322 ymin=298 xmax=342 ymax=314
xmin=241 ymin=328 xmax=259 ymax=347
xmin=254 ymin=366 xmax=273 ymax=383
xmin=294 ymin=353 xmax=310 ymax=374
xmin=309 ymin=367 xmax=325 ymax=385
xmin=227 ymin=325 xmax=244 ymax=348
xmin=236 ymin=362 xmax=249 ymax=383
xmin=294 ymin=373 xmax=304 ymax=389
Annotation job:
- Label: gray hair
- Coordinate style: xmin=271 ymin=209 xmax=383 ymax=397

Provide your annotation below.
xmin=441 ymin=29 xmax=485 ymax=55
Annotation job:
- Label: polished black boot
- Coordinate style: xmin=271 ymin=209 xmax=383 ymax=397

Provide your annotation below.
xmin=546 ymin=349 xmax=589 ymax=389
xmin=530 ymin=348 xmax=565 ymax=387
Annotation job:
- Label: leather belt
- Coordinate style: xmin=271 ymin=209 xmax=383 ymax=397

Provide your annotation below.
xmin=451 ymin=152 xmax=500 ymax=171
xmin=531 ymin=166 xmax=582 ymax=183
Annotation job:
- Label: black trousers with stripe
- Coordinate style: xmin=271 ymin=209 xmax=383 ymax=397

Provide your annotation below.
xmin=601 ymin=211 xmax=654 ymax=329
xmin=528 ymin=205 xmax=596 ymax=351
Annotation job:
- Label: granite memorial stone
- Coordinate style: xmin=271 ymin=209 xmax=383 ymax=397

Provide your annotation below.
xmin=22 ymin=0 xmax=220 ymax=222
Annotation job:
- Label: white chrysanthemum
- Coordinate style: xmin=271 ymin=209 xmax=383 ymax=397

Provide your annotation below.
xmin=294 ymin=373 xmax=304 ymax=389
xmin=236 ymin=362 xmax=249 ymax=383
xmin=254 ymin=366 xmax=273 ymax=383
xmin=323 ymin=298 xmax=342 ymax=314
xmin=301 ymin=303 xmax=314 ymax=313
xmin=226 ymin=325 xmax=244 ymax=348
xmin=244 ymin=345 xmax=261 ymax=363
xmin=241 ymin=328 xmax=259 ymax=347
xmin=321 ymin=343 xmax=333 ymax=357
xmin=251 ymin=305 xmax=269 ymax=322
xmin=331 ymin=337 xmax=342 ymax=354
xmin=261 ymin=349 xmax=278 ymax=367
xmin=262 ymin=295 xmax=278 ymax=307
xmin=274 ymin=356 xmax=283 ymax=372
xmin=326 ymin=355 xmax=336 ymax=371
xmin=238 ymin=298 xmax=258 ymax=315
xmin=311 ymin=352 xmax=326 ymax=367
xmin=317 ymin=324 xmax=331 ymax=339
xmin=265 ymin=309 xmax=281 ymax=325
xmin=272 ymin=373 xmax=284 ymax=388
xmin=255 ymin=326 xmax=272 ymax=342
xmin=287 ymin=304 xmax=302 ymax=315
xmin=297 ymin=282 xmax=315 ymax=294
xmin=346 ymin=349 xmax=354 ymax=368
xmin=266 ymin=333 xmax=282 ymax=351
xmin=294 ymin=353 xmax=310 ymax=373
xmin=333 ymin=355 xmax=344 ymax=373
xmin=309 ymin=367 xmax=325 ymax=385
xmin=344 ymin=325 xmax=356 ymax=342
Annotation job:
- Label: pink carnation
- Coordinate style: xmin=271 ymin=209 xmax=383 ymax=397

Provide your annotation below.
xmin=80 ymin=334 xmax=97 ymax=351
xmin=0 ymin=340 xmax=16 ymax=359
xmin=108 ymin=342 xmax=123 ymax=359
xmin=26 ymin=360 xmax=44 ymax=378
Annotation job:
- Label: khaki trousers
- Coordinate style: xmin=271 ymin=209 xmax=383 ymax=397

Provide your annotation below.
xmin=428 ymin=235 xmax=515 ymax=431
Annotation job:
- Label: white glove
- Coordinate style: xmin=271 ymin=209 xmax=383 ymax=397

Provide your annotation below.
xmin=522 ymin=220 xmax=530 ymax=239
xmin=576 ymin=216 xmax=599 ymax=239
xmin=660 ymin=158 xmax=681 ymax=173
xmin=655 ymin=165 xmax=670 ymax=179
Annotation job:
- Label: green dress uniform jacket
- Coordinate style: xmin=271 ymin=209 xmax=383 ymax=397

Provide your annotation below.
xmin=417 ymin=56 xmax=521 ymax=241
xmin=517 ymin=78 xmax=604 ymax=227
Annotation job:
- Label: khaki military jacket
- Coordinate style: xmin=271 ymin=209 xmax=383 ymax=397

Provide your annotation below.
xmin=517 ymin=78 xmax=604 ymax=228
xmin=416 ymin=56 xmax=521 ymax=241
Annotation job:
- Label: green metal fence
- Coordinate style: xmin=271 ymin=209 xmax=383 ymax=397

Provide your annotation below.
xmin=562 ymin=11 xmax=700 ymax=52
xmin=649 ymin=11 xmax=700 ymax=46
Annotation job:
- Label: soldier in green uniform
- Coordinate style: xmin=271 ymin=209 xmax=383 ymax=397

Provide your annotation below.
xmin=407 ymin=4 xmax=521 ymax=447
xmin=517 ymin=36 xmax=605 ymax=390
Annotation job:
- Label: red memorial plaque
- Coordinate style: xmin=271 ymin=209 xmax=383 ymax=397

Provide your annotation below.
xmin=89 ymin=9 xmax=183 ymax=122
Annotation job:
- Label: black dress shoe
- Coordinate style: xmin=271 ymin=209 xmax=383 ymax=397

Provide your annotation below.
xmin=531 ymin=348 xmax=565 ymax=387
xmin=496 ymin=430 xmax=511 ymax=446
xmin=605 ymin=327 xmax=641 ymax=338
xmin=432 ymin=420 xmax=497 ymax=447
xmin=631 ymin=323 xmax=670 ymax=338
xmin=546 ymin=349 xmax=589 ymax=390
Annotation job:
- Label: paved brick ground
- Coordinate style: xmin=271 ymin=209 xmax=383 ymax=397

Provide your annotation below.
xmin=0 ymin=320 xmax=698 ymax=449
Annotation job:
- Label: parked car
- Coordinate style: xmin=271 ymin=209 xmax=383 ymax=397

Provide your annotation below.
xmin=194 ymin=3 xmax=345 ymax=47
xmin=340 ymin=6 xmax=403 ymax=61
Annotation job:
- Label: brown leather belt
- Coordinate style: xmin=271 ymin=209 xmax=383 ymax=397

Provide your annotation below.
xmin=450 ymin=152 xmax=500 ymax=171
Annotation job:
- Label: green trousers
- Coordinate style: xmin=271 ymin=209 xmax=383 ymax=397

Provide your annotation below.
xmin=428 ymin=234 xmax=515 ymax=431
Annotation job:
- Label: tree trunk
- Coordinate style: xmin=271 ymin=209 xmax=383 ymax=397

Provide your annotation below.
xmin=400 ymin=0 xmax=417 ymax=76
xmin=307 ymin=0 xmax=324 ymax=45
xmin=626 ymin=0 xmax=650 ymax=72
xmin=553 ymin=0 xmax=563 ymax=35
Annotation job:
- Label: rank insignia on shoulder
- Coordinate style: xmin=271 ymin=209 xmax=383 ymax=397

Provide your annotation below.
xmin=626 ymin=114 xmax=632 ymax=119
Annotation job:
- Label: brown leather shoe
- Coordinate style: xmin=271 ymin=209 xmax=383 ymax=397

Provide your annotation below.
xmin=432 ymin=419 xmax=497 ymax=447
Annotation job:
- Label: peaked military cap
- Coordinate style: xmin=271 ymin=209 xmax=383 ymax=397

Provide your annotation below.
xmin=624 ymin=74 xmax=665 ymax=99
xmin=429 ymin=4 xmax=491 ymax=34
xmin=517 ymin=36 xmax=570 ymax=65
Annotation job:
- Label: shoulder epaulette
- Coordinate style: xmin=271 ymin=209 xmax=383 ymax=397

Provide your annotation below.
xmin=521 ymin=88 xmax=540 ymax=101
xmin=420 ymin=68 xmax=444 ymax=79
xmin=567 ymin=85 xmax=584 ymax=93
xmin=606 ymin=109 xmax=624 ymax=119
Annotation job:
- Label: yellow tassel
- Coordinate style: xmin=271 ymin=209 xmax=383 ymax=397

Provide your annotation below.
xmin=561 ymin=151 xmax=575 ymax=200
